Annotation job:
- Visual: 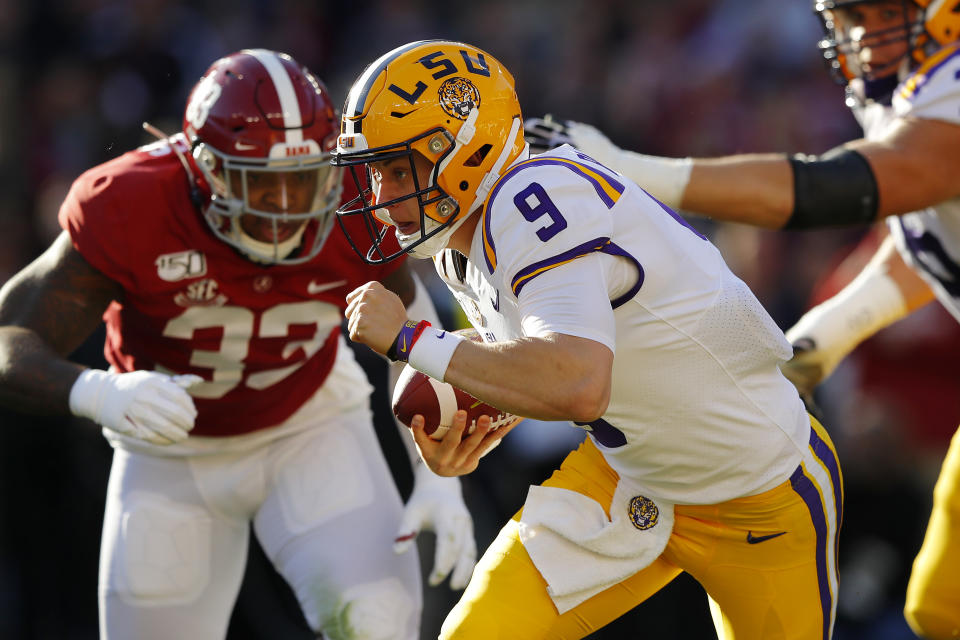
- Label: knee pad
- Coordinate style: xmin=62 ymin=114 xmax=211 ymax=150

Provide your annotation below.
xmin=113 ymin=492 xmax=212 ymax=606
xmin=321 ymin=578 xmax=416 ymax=640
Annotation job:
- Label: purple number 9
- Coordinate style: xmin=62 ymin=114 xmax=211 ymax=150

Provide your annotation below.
xmin=514 ymin=182 xmax=567 ymax=242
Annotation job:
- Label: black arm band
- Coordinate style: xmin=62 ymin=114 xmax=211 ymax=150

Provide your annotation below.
xmin=784 ymin=148 xmax=879 ymax=229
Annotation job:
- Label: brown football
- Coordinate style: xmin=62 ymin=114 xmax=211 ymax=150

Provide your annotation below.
xmin=391 ymin=329 xmax=521 ymax=440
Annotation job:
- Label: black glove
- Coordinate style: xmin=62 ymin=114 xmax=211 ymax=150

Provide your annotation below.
xmin=523 ymin=115 xmax=574 ymax=154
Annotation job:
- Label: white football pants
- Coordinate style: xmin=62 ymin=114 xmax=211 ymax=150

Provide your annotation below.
xmin=98 ymin=344 xmax=422 ymax=640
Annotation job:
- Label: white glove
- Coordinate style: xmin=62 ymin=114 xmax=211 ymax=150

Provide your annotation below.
xmin=565 ymin=121 xmax=692 ymax=208
xmin=394 ymin=463 xmax=477 ymax=589
xmin=524 ymin=116 xmax=692 ymax=208
xmin=69 ymin=369 xmax=203 ymax=445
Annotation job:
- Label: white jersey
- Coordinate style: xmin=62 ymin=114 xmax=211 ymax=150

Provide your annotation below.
xmin=435 ymin=145 xmax=810 ymax=505
xmin=858 ymin=43 xmax=960 ymax=322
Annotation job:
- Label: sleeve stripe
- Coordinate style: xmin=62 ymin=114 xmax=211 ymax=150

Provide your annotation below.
xmin=510 ymin=237 xmax=611 ymax=297
xmin=482 ymin=157 xmax=625 ymax=274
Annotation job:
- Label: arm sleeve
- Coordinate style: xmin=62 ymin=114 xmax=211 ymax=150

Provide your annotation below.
xmin=485 ymin=160 xmax=621 ymax=349
xmin=517 ymin=252 xmax=616 ymax=351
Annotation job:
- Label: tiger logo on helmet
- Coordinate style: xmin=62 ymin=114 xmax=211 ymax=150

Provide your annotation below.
xmin=814 ymin=0 xmax=960 ymax=105
xmin=333 ymin=40 xmax=526 ymax=263
xmin=439 ymin=77 xmax=481 ymax=120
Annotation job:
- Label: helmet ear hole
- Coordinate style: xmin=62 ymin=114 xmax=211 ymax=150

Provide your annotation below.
xmin=464 ymin=143 xmax=493 ymax=168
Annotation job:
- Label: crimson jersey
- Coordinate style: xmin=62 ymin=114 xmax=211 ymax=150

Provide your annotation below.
xmin=58 ymin=136 xmax=402 ymax=437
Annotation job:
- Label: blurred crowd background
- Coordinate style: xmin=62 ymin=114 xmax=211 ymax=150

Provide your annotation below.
xmin=1 ymin=0 xmax=959 ymax=638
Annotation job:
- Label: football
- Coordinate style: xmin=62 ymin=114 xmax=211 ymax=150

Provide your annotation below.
xmin=391 ymin=329 xmax=521 ymax=440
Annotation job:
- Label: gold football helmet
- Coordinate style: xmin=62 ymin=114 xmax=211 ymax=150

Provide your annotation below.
xmin=333 ymin=40 xmax=526 ymax=263
xmin=815 ymin=0 xmax=960 ymax=104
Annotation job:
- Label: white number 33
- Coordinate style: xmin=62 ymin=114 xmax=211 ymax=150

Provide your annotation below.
xmin=161 ymin=301 xmax=340 ymax=399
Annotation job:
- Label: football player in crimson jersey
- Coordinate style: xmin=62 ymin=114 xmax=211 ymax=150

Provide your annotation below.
xmin=338 ymin=40 xmax=842 ymax=640
xmin=0 ymin=49 xmax=477 ymax=640
xmin=525 ymin=1 xmax=960 ymax=637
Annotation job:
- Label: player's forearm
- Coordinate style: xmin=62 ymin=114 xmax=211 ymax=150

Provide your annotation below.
xmin=682 ymin=155 xmax=794 ymax=228
xmin=0 ymin=326 xmax=84 ymax=414
xmin=442 ymin=333 xmax=612 ymax=423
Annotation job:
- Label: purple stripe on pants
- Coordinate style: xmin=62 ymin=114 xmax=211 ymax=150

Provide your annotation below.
xmin=809 ymin=426 xmax=843 ymax=576
xmin=790 ymin=464 xmax=832 ymax=640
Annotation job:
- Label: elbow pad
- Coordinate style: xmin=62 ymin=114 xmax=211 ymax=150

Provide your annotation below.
xmin=784 ymin=148 xmax=879 ymax=229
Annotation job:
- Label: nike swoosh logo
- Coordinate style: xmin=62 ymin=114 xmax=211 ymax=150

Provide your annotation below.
xmin=307 ymin=279 xmax=347 ymax=295
xmin=746 ymin=531 xmax=787 ymax=544
xmin=436 ymin=331 xmax=446 ymax=339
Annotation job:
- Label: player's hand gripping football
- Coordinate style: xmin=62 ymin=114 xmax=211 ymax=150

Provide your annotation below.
xmin=69 ymin=369 xmax=203 ymax=445
xmin=345 ymin=281 xmax=408 ymax=357
xmin=394 ymin=460 xmax=477 ymax=590
xmin=410 ymin=410 xmax=517 ymax=478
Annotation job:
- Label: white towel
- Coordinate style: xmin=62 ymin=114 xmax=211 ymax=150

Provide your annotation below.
xmin=517 ymin=478 xmax=674 ymax=614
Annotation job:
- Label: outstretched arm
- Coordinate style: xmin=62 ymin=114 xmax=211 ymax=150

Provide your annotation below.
xmin=533 ymin=116 xmax=960 ymax=229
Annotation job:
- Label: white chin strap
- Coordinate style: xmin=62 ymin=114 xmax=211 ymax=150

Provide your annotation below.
xmin=403 ymin=113 xmax=524 ymax=259
xmin=468 ymin=116 xmax=523 ymax=213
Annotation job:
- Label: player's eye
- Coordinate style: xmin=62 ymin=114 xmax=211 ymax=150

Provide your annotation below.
xmin=879 ymin=8 xmax=900 ymax=21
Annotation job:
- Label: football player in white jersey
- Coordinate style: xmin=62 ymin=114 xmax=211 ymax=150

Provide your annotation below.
xmin=337 ymin=40 xmax=843 ymax=640
xmin=0 ymin=50 xmax=477 ymax=640
xmin=525 ymin=2 xmax=960 ymax=638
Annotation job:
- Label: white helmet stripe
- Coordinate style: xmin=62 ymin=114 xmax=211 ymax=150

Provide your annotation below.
xmin=245 ymin=48 xmax=303 ymax=145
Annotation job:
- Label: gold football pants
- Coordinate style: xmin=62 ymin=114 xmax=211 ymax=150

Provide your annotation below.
xmin=441 ymin=417 xmax=843 ymax=640
xmin=905 ymin=426 xmax=960 ymax=640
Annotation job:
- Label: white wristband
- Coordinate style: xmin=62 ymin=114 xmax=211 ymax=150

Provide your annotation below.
xmin=409 ymin=328 xmax=464 ymax=382
xmin=69 ymin=368 xmax=109 ymax=421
